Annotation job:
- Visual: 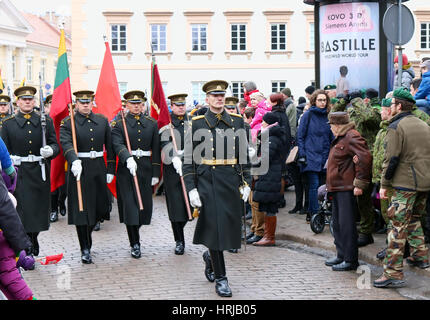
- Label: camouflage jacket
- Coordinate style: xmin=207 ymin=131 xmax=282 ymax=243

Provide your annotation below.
xmin=368 ymin=97 xmax=381 ymax=112
xmin=412 ymin=106 xmax=430 ymax=126
xmin=372 ymin=120 xmax=389 ymax=183
xmin=347 ymin=97 xmax=381 ymax=151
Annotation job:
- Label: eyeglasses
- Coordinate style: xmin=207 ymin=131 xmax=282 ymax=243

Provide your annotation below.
xmin=316 ymin=99 xmax=327 ymax=102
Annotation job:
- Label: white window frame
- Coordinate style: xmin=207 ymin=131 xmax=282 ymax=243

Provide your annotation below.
xmin=26 ymin=57 xmax=33 ymax=81
xmin=421 ymin=22 xmax=430 ymax=50
xmin=111 ymin=24 xmax=127 ymax=52
xmin=231 ymin=81 xmax=245 ymax=99
xmin=231 ymin=24 xmax=246 ymax=51
xmin=12 ymin=55 xmax=16 ymax=80
xmin=191 ymin=24 xmax=208 ymax=52
xmin=310 ymin=22 xmax=315 ymax=51
xmin=272 ymin=81 xmax=287 ymax=93
xmin=41 ymin=59 xmax=46 ymax=82
xmin=270 ymin=23 xmax=286 ymax=51
xmin=151 ymin=24 xmax=167 ymax=52
xmin=118 ymin=82 xmax=128 ymax=97
xmin=192 ymin=82 xmax=206 ymax=105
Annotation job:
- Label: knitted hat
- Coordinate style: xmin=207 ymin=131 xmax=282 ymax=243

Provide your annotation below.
xmin=281 ymin=88 xmax=291 ymax=97
xmin=393 ymin=87 xmax=416 ymax=104
xmin=365 ymin=88 xmax=379 ymax=99
xmin=381 ymin=98 xmax=392 ymax=107
xmin=328 ymin=112 xmax=350 ymax=125
xmin=298 ymin=96 xmax=306 ymax=104
xmin=305 ymin=86 xmax=315 ymax=95
xmin=394 ymin=54 xmax=408 ymax=65
xmin=263 ymin=112 xmax=278 ymax=125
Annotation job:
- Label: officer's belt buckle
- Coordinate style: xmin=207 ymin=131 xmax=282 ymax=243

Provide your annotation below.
xmin=89 ymin=151 xmax=97 ymax=159
xmin=27 ymin=155 xmax=36 ymax=162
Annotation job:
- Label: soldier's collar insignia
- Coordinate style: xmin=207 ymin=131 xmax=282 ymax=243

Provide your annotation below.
xmin=134 ymin=115 xmax=140 ymax=120
xmin=216 ymin=114 xmax=222 ymax=120
xmin=177 ymin=116 xmax=184 ymax=121
xmin=24 ymin=114 xmax=31 ymax=119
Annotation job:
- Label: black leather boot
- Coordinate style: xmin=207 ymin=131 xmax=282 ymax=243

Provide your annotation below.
xmin=175 ymin=241 xmax=185 ymax=255
xmin=81 ymin=249 xmax=92 ymax=264
xmin=50 ymin=211 xmax=59 ymax=222
xmin=76 ymin=226 xmax=92 ymax=264
xmin=202 ymin=251 xmax=215 ymax=282
xmin=131 ymin=243 xmax=141 ymax=259
xmin=215 ymin=276 xmax=232 ymax=297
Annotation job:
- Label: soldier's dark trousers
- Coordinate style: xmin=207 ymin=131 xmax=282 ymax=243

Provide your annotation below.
xmin=76 ymin=226 xmax=94 ymax=252
xmin=27 ymin=232 xmax=39 ymax=255
xmin=126 ymin=225 xmax=140 ymax=247
xmin=209 ymin=250 xmax=226 ymax=279
xmin=358 ymin=182 xmax=374 ymax=234
xmin=171 ymin=221 xmax=186 ymax=243
xmin=332 ymin=191 xmax=359 ymax=263
xmin=51 ymin=185 xmax=67 ymax=213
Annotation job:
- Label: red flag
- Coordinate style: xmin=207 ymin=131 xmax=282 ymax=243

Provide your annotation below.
xmin=50 ymin=29 xmax=72 ymax=192
xmin=94 ymin=41 xmax=122 ymax=121
xmin=150 ymin=62 xmax=170 ymax=129
xmin=94 ymin=40 xmax=122 ymax=197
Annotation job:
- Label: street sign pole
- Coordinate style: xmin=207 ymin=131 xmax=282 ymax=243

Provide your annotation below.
xmin=397 ymin=0 xmax=403 ymax=88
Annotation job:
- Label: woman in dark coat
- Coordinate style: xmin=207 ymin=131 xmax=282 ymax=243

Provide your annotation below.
xmin=297 ymin=89 xmax=334 ymax=222
xmin=268 ymin=93 xmax=292 ymax=208
xmin=252 ymin=112 xmax=284 ymax=246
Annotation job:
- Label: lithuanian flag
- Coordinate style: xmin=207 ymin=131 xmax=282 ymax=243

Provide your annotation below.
xmin=50 ymin=28 xmax=72 ymax=192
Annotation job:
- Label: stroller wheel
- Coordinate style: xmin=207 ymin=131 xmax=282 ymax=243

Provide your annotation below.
xmin=310 ymin=213 xmax=325 ymax=234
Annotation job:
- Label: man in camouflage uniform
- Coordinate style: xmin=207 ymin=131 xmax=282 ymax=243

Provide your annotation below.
xmin=364 ymin=88 xmax=381 ymax=111
xmin=347 ymin=94 xmax=381 ymax=246
xmin=374 ymin=88 xmax=430 ymax=288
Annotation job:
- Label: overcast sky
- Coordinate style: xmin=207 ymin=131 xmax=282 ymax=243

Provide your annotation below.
xmin=12 ymin=0 xmax=71 ymax=16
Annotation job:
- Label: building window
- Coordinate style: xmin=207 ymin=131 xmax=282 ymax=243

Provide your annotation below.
xmin=191 ymin=24 xmax=207 ymax=51
xmin=271 ymin=23 xmax=286 ymax=51
xmin=26 ymin=57 xmax=33 ymax=81
xmin=192 ymin=82 xmax=206 ymax=104
xmin=231 ymin=81 xmax=245 ymax=99
xmin=118 ymin=82 xmax=127 ymax=96
xmin=151 ymin=24 xmax=167 ymax=52
xmin=421 ymin=23 xmax=430 ymax=49
xmin=231 ymin=24 xmax=246 ymax=51
xmin=12 ymin=56 xmax=16 ymax=80
xmin=310 ymin=23 xmax=315 ymax=51
xmin=41 ymin=59 xmax=46 ymax=82
xmin=272 ymin=81 xmax=287 ymax=93
xmin=111 ymin=24 xmax=127 ymax=52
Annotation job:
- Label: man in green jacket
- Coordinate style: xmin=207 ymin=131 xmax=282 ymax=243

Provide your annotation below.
xmin=374 ymin=88 xmax=430 ymax=288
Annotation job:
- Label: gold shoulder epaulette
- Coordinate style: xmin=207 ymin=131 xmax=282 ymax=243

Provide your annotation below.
xmin=230 ymin=113 xmax=243 ymax=118
xmin=145 ymin=115 xmax=157 ymax=122
xmin=192 ymin=115 xmax=205 ymax=121
xmin=60 ymin=116 xmax=71 ymax=126
xmin=95 ymin=113 xmax=108 ymax=120
xmin=2 ymin=115 xmax=15 ymax=123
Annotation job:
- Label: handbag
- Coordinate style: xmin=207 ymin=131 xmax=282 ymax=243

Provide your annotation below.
xmin=286 ymin=146 xmax=299 ymax=164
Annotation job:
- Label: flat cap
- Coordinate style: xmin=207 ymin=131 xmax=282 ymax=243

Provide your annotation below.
xmin=0 ymin=95 xmax=11 ymax=104
xmin=73 ymin=90 xmax=94 ymax=103
xmin=328 ymin=111 xmax=350 ymax=125
xmin=324 ymin=84 xmax=336 ymax=90
xmin=393 ymin=87 xmax=415 ymax=104
xmin=124 ymin=90 xmax=146 ymax=103
xmin=225 ymin=96 xmax=239 ymax=107
xmin=14 ymin=86 xmax=37 ymax=99
xmin=202 ymin=80 xmax=228 ymax=95
xmin=168 ymin=93 xmax=188 ymax=106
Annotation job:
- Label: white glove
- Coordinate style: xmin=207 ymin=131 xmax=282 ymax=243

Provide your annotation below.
xmin=240 ymin=185 xmax=251 ymax=202
xmin=248 ymin=146 xmax=256 ymax=159
xmin=189 ymin=188 xmax=202 ymax=208
xmin=172 ymin=156 xmax=182 ymax=176
xmin=106 ymin=174 xmax=114 ymax=184
xmin=10 ymin=155 xmax=21 ymax=166
xmin=126 ymin=157 xmax=137 ymax=176
xmin=40 ymin=146 xmax=54 ymax=158
xmin=71 ymin=160 xmax=82 ymax=181
xmin=151 ymin=177 xmax=159 ymax=186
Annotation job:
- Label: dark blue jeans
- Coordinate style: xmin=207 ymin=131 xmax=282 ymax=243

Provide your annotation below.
xmin=307 ymin=171 xmax=323 ymax=215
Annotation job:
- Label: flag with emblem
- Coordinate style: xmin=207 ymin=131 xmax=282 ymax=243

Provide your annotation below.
xmin=94 ymin=39 xmax=122 ymax=121
xmin=150 ymin=60 xmax=170 ymax=129
xmin=50 ymin=28 xmax=72 ymax=192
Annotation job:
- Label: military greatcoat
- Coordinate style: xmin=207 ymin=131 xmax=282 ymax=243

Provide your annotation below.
xmin=111 ymin=112 xmax=161 ymax=226
xmin=183 ymin=109 xmax=250 ymax=251
xmin=60 ymin=111 xmax=115 ymax=226
xmin=1 ymin=111 xmax=59 ymax=232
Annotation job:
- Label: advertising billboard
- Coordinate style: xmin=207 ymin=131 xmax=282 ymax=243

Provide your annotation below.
xmin=319 ymin=2 xmax=380 ymax=94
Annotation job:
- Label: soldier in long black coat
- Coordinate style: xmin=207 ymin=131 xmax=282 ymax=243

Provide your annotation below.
xmin=60 ymin=91 xmax=115 ymax=264
xmin=160 ymin=93 xmax=192 ymax=255
xmin=183 ymin=80 xmax=251 ymax=298
xmin=111 ymin=90 xmax=161 ymax=259
xmin=1 ymin=86 xmax=59 ymax=256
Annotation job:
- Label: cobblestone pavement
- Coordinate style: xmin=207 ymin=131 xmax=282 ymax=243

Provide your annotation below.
xmin=22 ymin=194 xmax=407 ymax=300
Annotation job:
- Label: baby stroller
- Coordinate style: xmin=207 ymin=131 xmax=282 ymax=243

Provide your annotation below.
xmin=310 ymin=184 xmax=334 ymax=235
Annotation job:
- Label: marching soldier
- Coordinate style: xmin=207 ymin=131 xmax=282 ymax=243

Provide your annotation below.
xmin=224 ymin=96 xmax=239 ymax=114
xmin=1 ymin=86 xmax=60 ymax=256
xmin=0 ymin=95 xmax=12 ymax=131
xmin=60 ymin=90 xmax=115 ymax=264
xmin=160 ymin=93 xmax=191 ymax=255
xmin=183 ymin=80 xmax=251 ymax=297
xmin=111 ymin=90 xmax=161 ymax=259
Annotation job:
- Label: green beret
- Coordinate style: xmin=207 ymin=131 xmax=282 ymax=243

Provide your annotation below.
xmin=381 ymin=98 xmax=392 ymax=107
xmin=324 ymin=84 xmax=336 ymax=90
xmin=330 ymin=97 xmax=339 ymax=105
xmin=393 ymin=87 xmax=416 ymax=104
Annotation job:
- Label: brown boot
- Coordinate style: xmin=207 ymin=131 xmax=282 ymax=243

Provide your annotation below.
xmin=253 ymin=216 xmax=276 ymax=246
